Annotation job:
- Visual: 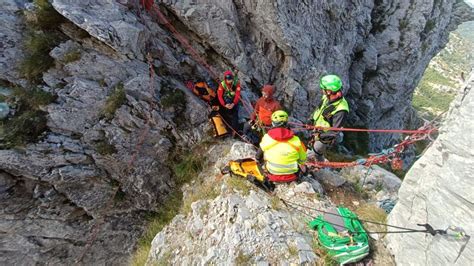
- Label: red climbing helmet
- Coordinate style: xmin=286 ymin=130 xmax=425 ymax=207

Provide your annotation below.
xmin=224 ymin=70 xmax=234 ymax=81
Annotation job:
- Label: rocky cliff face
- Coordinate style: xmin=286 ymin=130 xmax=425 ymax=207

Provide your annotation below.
xmin=1 ymin=0 xmax=209 ymax=264
xmin=0 ymin=0 xmax=472 ymax=264
xmin=387 ymin=74 xmax=474 ymax=265
xmin=162 ymin=0 xmax=473 ymax=150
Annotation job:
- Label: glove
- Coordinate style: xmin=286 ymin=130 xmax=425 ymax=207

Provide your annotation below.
xmin=312 ymin=132 xmax=321 ymax=141
xmin=319 ymin=133 xmax=336 ymax=144
xmin=299 ymin=164 xmax=307 ymax=174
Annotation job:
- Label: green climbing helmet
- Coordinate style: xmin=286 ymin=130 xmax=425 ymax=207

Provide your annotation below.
xmin=271 ymin=110 xmax=288 ymax=127
xmin=320 ymin=74 xmax=342 ymax=92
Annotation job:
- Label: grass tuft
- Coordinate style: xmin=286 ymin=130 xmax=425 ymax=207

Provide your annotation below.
xmin=173 ymin=152 xmax=205 ymax=186
xmin=101 ymin=83 xmax=126 ymax=120
xmin=61 ymin=50 xmax=82 ymax=64
xmin=0 ymin=87 xmax=55 ymax=148
xmin=0 ymin=110 xmax=48 ymax=148
xmin=12 ymin=86 xmax=56 ymax=109
xmin=235 ymin=250 xmax=252 ymax=265
xmin=311 ymin=237 xmax=338 ymax=266
xmin=19 ymin=32 xmax=61 ymax=83
xmin=95 ymin=140 xmax=117 ymax=155
xmin=226 ymin=176 xmax=252 ymax=196
xmin=160 ymin=88 xmax=186 ymax=109
xmin=288 ymin=244 xmax=298 ymax=257
xmin=182 ymin=181 xmax=219 ymax=215
xmin=30 ymin=0 xmax=66 ymax=31
xmin=355 ymin=204 xmax=387 ymax=234
xmin=19 ymin=0 xmax=66 ymax=84
xmin=270 ymin=196 xmax=283 ymax=210
xmin=131 ymin=142 xmax=216 ymax=265
xmin=130 ymin=190 xmax=183 ymax=266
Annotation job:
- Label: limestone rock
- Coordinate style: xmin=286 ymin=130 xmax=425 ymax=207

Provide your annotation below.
xmin=162 ymin=0 xmax=472 ymax=151
xmin=386 ymin=77 xmax=474 ymax=265
xmin=1 ymin=0 xmax=472 ymax=265
xmin=52 ymin=0 xmax=148 ymax=59
xmin=147 ymin=186 xmax=321 ymax=265
xmin=340 ymin=165 xmax=401 ymax=192
xmin=0 ymin=0 xmax=26 ymax=85
xmin=314 ymin=169 xmax=346 ymax=187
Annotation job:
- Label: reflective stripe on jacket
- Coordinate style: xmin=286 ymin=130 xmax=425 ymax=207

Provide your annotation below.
xmin=312 ymin=96 xmax=349 ymax=130
xmin=260 ymin=129 xmax=307 ymax=175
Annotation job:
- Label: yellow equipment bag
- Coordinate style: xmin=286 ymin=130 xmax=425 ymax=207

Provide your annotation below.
xmin=209 ymin=112 xmax=229 ymax=137
xmin=228 ymin=158 xmax=265 ymax=182
xmin=221 ymin=158 xmax=275 ymax=192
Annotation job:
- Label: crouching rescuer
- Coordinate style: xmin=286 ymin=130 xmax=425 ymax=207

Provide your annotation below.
xmin=310 ymin=74 xmax=349 ymax=162
xmin=256 ymin=110 xmax=307 ymax=182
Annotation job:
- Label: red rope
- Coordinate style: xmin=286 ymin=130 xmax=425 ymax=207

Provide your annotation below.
xmin=304 ymin=123 xmax=434 ymax=170
xmin=288 ymin=121 xmax=436 ymax=135
xmin=219 ymin=114 xmax=258 ymax=148
xmin=146 ymin=3 xmax=259 ymax=120
xmin=149 ymin=4 xmax=219 ymax=80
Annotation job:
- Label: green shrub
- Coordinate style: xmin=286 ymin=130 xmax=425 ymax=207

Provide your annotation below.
xmin=0 ymin=110 xmax=48 ymax=148
xmin=101 ymin=83 xmax=126 ymax=120
xmin=399 ymin=19 xmax=409 ymax=30
xmin=19 ymin=0 xmax=66 ymax=84
xmin=423 ymin=19 xmax=436 ymax=34
xmin=19 ymin=32 xmax=61 ymax=83
xmin=31 ymin=0 xmax=66 ymax=31
xmin=160 ymin=88 xmax=186 ymax=109
xmin=95 ymin=140 xmax=117 ymax=155
xmin=421 ymin=68 xmax=455 ymax=87
xmin=13 ymin=86 xmax=56 ymax=109
xmin=0 ymin=87 xmax=55 ymax=148
xmin=173 ymin=152 xmax=205 ymax=186
xmin=412 ymin=83 xmax=455 ymax=113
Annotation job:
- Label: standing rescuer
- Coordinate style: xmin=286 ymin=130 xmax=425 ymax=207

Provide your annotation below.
xmin=310 ymin=74 xmax=349 ymax=162
xmin=243 ymin=84 xmax=282 ymax=143
xmin=256 ymin=110 xmax=307 ymax=182
xmin=217 ymin=70 xmax=241 ymax=133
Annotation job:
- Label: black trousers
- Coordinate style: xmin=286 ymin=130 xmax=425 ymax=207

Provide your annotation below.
xmin=219 ymin=105 xmax=240 ymax=133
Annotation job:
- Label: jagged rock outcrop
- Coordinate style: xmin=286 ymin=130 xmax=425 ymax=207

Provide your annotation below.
xmin=147 ymin=142 xmax=324 ymax=265
xmin=1 ymin=1 xmax=210 ymax=264
xmin=0 ymin=0 xmax=472 ymax=264
xmin=386 ymin=74 xmax=474 ymax=265
xmin=0 ymin=0 xmax=26 ymax=85
xmin=162 ymin=0 xmax=473 ymax=151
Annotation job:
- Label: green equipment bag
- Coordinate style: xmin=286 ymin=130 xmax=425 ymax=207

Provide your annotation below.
xmin=309 ymin=207 xmax=369 ymax=265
